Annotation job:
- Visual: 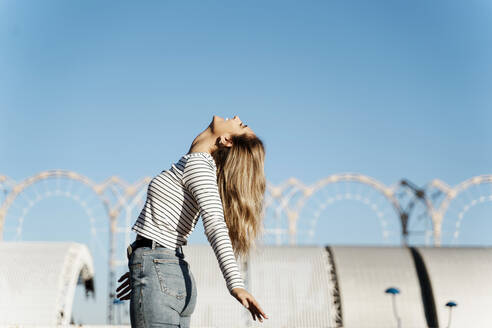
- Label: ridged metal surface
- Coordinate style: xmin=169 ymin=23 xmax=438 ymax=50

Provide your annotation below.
xmin=417 ymin=247 xmax=492 ymax=328
xmin=183 ymin=244 xmax=249 ymax=328
xmin=247 ymin=245 xmax=337 ymax=328
xmin=330 ymin=246 xmax=427 ymax=328
xmin=184 ymin=245 xmax=337 ymax=328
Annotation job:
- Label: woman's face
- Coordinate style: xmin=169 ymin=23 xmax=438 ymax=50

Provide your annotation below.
xmin=210 ymin=115 xmax=255 ymax=137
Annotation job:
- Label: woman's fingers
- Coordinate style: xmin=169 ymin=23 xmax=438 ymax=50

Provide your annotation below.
xmin=246 ymin=297 xmax=268 ymax=322
xmin=246 ymin=300 xmax=257 ymax=321
xmin=252 ymin=299 xmax=268 ymax=319
xmin=118 ymin=272 xmax=129 ymax=282
xmin=250 ymin=308 xmax=261 ymax=322
xmin=116 ymin=279 xmax=129 ymax=293
xmin=242 ymin=298 xmax=256 ymax=321
xmin=116 ymin=285 xmax=131 ymax=299
xmin=235 ymin=290 xmax=269 ymax=323
xmin=118 ymin=291 xmax=131 ymax=300
xmin=116 ymin=272 xmax=131 ymax=301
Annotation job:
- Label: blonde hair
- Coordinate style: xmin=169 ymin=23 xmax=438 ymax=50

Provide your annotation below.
xmin=211 ymin=133 xmax=266 ymax=260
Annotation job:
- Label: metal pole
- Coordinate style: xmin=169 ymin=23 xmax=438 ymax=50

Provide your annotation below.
xmin=107 ymin=213 xmax=117 ymax=324
xmin=391 ymin=294 xmax=401 ymax=328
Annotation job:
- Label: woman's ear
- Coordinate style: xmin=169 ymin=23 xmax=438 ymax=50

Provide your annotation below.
xmin=217 ymin=135 xmax=233 ymax=148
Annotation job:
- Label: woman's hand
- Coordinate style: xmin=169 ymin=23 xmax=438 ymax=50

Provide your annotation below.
xmin=231 ymin=287 xmax=269 ymax=323
xmin=116 ymin=272 xmax=131 ymax=300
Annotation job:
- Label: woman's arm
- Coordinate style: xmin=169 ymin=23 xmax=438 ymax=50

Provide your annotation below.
xmin=182 ymin=154 xmax=246 ymax=294
xmin=183 ymin=155 xmax=268 ymax=322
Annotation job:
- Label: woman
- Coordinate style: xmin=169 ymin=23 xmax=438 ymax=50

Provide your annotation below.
xmin=116 ymin=115 xmax=269 ymax=327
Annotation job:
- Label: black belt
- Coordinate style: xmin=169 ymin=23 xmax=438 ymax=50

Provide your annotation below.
xmin=135 ymin=236 xmax=164 ymax=248
xmin=127 ymin=236 xmax=183 ymax=260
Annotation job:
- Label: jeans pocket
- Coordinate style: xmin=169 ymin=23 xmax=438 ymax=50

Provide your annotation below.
xmin=153 ymin=258 xmax=187 ymax=300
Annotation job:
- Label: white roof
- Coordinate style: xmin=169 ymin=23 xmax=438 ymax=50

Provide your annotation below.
xmin=417 ymin=246 xmax=492 ymax=328
xmin=3 ymin=242 xmax=492 ymax=327
xmin=330 ymin=246 xmax=427 ymax=328
xmin=0 ymin=242 xmax=94 ymax=325
xmin=247 ymin=245 xmax=339 ymax=327
xmin=183 ymin=244 xmax=338 ymax=327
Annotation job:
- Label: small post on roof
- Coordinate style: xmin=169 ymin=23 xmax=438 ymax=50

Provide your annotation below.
xmin=385 ymin=287 xmax=401 ymax=328
xmin=445 ymin=301 xmax=457 ymax=328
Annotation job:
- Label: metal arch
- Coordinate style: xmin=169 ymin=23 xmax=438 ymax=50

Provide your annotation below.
xmin=2 ymin=170 xmax=491 ymax=321
xmin=299 ymin=173 xmax=403 ymax=245
xmin=307 ymin=173 xmax=401 ymax=212
xmin=0 ymin=175 xmax=16 ymax=201
xmin=264 ymin=179 xmax=310 ymax=244
xmin=0 ymin=174 xmax=16 ymax=188
xmin=0 ymin=170 xmax=151 ymax=324
xmin=0 ymin=170 xmax=114 ymax=238
xmin=12 ymin=190 xmax=100 ymax=242
xmin=110 ymin=176 xmax=152 ymax=217
xmin=265 ymin=173 xmax=403 ymax=245
xmin=427 ymin=178 xmax=452 ymax=195
xmin=0 ymin=170 xmax=151 ymax=232
xmin=265 ymin=178 xmax=311 ymax=216
xmin=97 ymin=175 xmax=151 ymax=210
xmin=429 ymin=175 xmax=492 ymax=245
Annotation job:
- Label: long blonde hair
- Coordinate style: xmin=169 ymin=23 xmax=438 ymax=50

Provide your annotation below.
xmin=211 ymin=133 xmax=266 ymax=260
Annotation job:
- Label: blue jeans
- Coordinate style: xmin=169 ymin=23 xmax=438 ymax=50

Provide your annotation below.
xmin=128 ymin=241 xmax=197 ymax=327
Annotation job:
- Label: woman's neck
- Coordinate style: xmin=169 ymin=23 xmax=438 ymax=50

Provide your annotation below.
xmin=188 ymin=126 xmax=216 ymax=154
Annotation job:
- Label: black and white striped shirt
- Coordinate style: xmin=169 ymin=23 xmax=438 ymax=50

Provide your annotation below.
xmin=131 ymin=152 xmax=245 ymax=293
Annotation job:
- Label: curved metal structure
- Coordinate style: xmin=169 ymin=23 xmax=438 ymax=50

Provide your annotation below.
xmin=0 ymin=171 xmax=490 ymax=323
xmin=0 ymin=242 xmax=94 ymax=325
xmin=329 ymin=246 xmax=428 ymax=328
xmin=429 ymin=175 xmax=492 ymax=245
xmin=265 ymin=174 xmax=408 ymax=245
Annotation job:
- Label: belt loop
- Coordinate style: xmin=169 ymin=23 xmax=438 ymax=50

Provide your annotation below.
xmin=127 ymin=244 xmax=132 ymax=260
xmin=152 ymin=240 xmax=156 ymax=250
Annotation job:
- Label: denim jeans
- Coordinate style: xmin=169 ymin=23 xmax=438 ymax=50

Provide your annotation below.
xmin=128 ymin=241 xmax=197 ymax=327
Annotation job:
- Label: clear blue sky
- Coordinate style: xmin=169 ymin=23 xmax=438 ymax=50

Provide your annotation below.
xmin=1 ymin=0 xmax=491 ymax=324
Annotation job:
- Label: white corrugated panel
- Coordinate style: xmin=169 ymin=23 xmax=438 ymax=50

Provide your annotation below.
xmin=183 ymin=244 xmax=250 ymax=328
xmin=330 ymin=246 xmax=427 ymax=328
xmin=247 ymin=245 xmax=337 ymax=328
xmin=417 ymin=247 xmax=492 ymax=328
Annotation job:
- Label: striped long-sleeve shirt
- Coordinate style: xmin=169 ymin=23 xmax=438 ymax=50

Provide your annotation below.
xmin=131 ymin=151 xmax=245 ymax=294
